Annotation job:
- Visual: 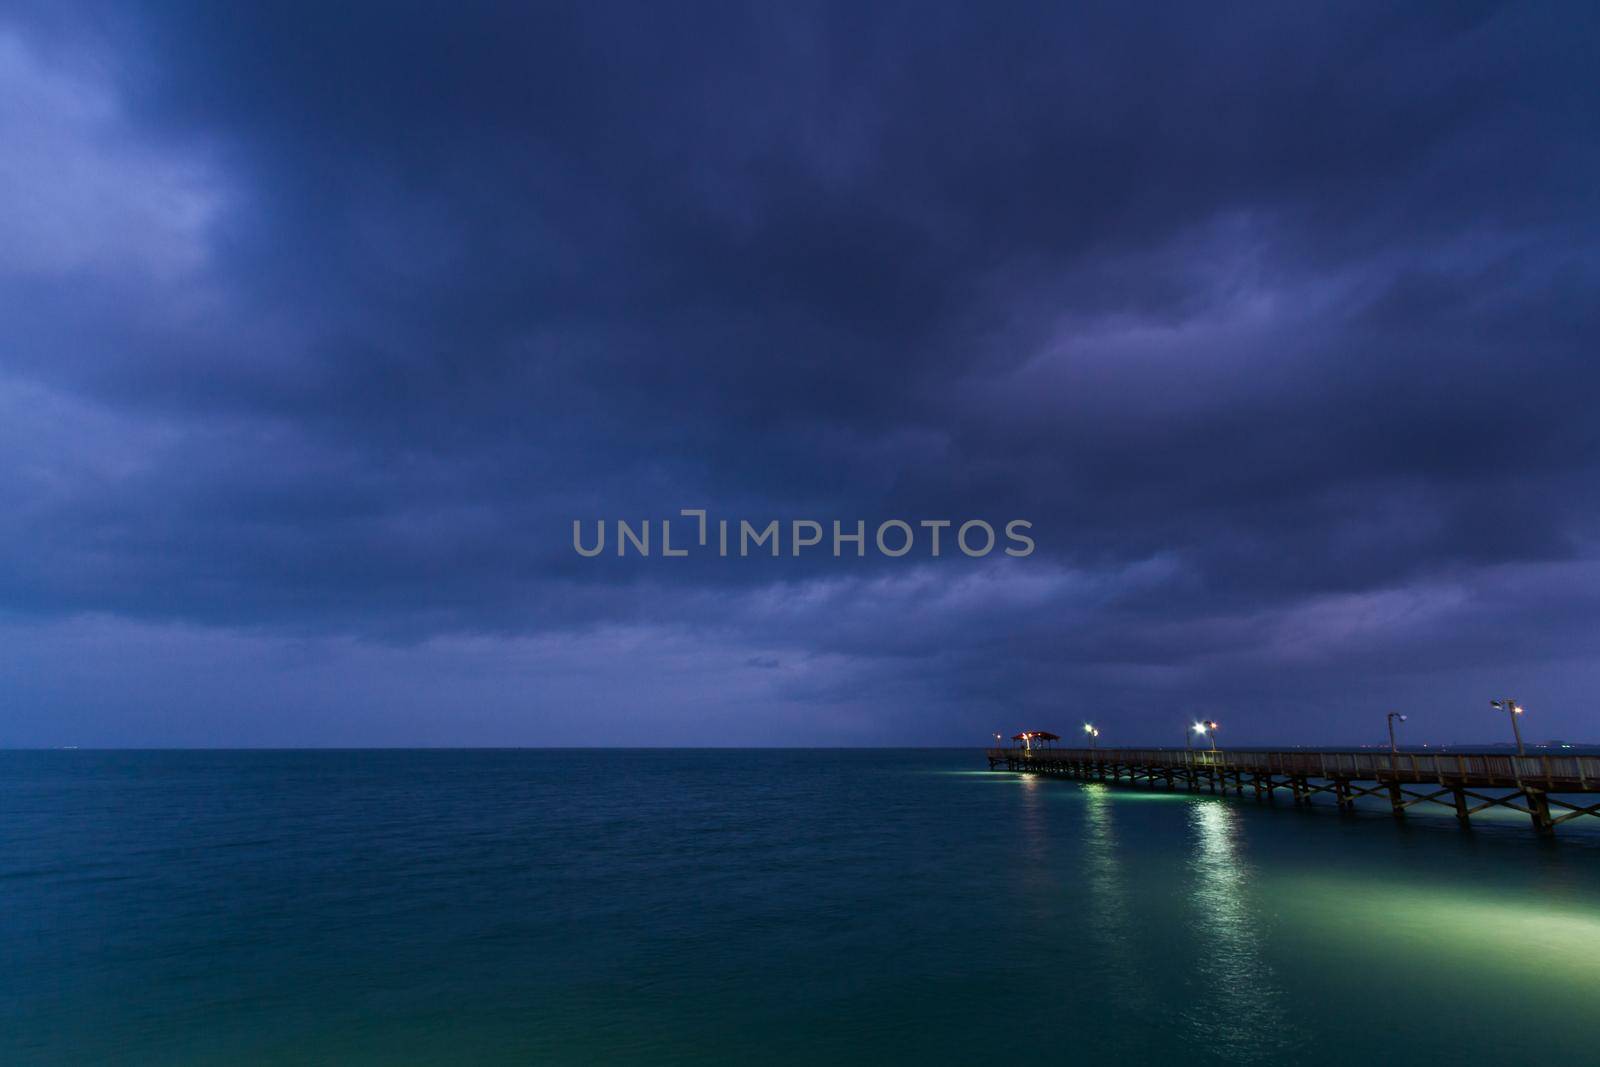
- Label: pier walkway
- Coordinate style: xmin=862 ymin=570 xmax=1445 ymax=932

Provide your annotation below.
xmin=986 ymin=746 xmax=1600 ymax=835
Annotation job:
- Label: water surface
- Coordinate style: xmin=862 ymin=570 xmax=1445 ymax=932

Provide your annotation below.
xmin=3 ymin=749 xmax=1596 ymax=1064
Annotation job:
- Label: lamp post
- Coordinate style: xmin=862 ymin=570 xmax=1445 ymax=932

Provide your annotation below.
xmin=1386 ymin=712 xmax=1407 ymax=756
xmin=1083 ymin=723 xmax=1099 ymax=749
xmin=1194 ymin=721 xmax=1218 ymax=752
xmin=1490 ymin=700 xmax=1525 ymax=756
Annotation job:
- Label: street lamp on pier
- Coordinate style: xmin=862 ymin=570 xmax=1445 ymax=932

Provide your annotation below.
xmin=1386 ymin=712 xmax=1407 ymax=756
xmin=1193 ymin=721 xmax=1218 ymax=752
xmin=1083 ymin=723 xmax=1100 ymax=748
xmin=1490 ymin=700 xmax=1526 ymax=756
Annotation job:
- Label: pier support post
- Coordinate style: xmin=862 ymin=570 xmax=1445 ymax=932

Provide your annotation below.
xmin=1452 ymin=786 xmax=1470 ymax=827
xmin=1387 ymin=781 xmax=1405 ymax=819
xmin=1525 ymin=789 xmax=1555 ymax=836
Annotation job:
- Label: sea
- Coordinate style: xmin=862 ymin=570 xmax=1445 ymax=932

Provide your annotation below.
xmin=3 ymin=748 xmax=1597 ymax=1065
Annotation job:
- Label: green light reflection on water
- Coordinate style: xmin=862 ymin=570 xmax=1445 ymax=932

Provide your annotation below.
xmin=1183 ymin=801 xmax=1299 ymax=1056
xmin=1079 ymin=784 xmax=1155 ymax=1015
xmin=959 ymin=760 xmax=1600 ymax=1049
xmin=933 ymin=770 xmax=1030 ymax=779
xmin=1276 ymin=874 xmax=1600 ymax=983
xmin=1079 ymin=785 xmax=1197 ymax=801
xmin=955 ymin=760 xmax=1600 ymax=1055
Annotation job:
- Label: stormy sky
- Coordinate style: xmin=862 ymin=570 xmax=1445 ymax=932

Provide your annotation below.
xmin=3 ymin=1 xmax=1598 ymax=747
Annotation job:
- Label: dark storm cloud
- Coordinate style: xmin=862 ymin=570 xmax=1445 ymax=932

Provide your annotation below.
xmin=2 ymin=1 xmax=1598 ymax=743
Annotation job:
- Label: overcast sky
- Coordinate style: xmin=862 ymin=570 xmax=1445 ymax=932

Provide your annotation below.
xmin=3 ymin=2 xmax=1598 ymax=747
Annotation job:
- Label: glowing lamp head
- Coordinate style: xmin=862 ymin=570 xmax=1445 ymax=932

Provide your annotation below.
xmin=1193 ymin=723 xmax=1208 ymax=735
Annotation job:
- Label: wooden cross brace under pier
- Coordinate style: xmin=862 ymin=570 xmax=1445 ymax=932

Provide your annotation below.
xmin=1380 ymin=781 xmax=1600 ymax=834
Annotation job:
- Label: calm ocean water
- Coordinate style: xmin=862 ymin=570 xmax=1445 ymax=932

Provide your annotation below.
xmin=3 ymin=749 xmax=1597 ymax=1064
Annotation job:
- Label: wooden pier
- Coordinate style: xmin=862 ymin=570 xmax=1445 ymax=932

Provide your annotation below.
xmin=986 ymin=747 xmax=1600 ymax=836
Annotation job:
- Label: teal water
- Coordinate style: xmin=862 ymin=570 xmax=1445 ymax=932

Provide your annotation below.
xmin=3 ymin=749 xmax=1597 ymax=1064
